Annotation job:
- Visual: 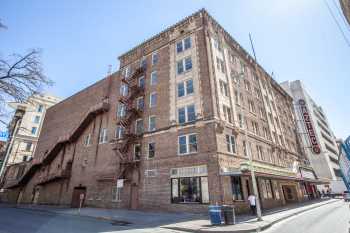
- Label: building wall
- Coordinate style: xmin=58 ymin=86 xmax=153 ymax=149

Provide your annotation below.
xmin=4 ymin=9 xmax=307 ymax=213
xmin=7 ymin=94 xmax=60 ymax=165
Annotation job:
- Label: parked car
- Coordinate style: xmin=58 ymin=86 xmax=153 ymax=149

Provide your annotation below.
xmin=343 ymin=191 xmax=350 ymax=202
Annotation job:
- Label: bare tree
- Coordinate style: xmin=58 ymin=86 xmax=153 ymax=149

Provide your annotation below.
xmin=0 ymin=49 xmax=53 ymax=103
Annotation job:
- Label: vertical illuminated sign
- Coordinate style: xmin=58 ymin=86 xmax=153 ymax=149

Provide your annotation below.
xmin=299 ymin=99 xmax=321 ymax=154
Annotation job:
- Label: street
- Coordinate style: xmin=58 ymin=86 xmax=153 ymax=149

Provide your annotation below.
xmin=0 ymin=206 xmax=184 ymax=233
xmin=264 ymin=200 xmax=349 ymax=233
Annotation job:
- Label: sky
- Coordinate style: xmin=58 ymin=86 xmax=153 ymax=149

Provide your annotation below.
xmin=1 ymin=0 xmax=349 ymax=139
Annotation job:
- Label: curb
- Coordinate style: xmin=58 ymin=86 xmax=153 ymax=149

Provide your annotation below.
xmin=161 ymin=199 xmax=340 ymax=233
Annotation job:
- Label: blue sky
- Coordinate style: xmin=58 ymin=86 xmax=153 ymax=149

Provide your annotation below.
xmin=1 ymin=0 xmax=349 ymax=139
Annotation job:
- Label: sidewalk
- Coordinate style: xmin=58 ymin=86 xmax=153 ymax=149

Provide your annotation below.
xmin=2 ymin=198 xmax=340 ymax=233
xmin=162 ymin=198 xmax=340 ymax=233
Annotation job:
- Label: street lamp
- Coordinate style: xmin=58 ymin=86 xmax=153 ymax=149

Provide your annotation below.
xmin=234 ymin=72 xmax=263 ymax=221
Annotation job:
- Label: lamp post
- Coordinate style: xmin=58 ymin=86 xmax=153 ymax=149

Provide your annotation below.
xmin=235 ymin=72 xmax=262 ymax=221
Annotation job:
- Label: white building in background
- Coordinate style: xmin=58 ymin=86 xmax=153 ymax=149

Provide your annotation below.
xmin=281 ymin=80 xmax=346 ymax=193
xmin=6 ymin=94 xmax=61 ymax=165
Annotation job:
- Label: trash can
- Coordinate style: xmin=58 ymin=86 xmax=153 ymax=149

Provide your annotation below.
xmin=208 ymin=205 xmax=222 ymax=225
xmin=222 ymin=205 xmax=235 ymax=225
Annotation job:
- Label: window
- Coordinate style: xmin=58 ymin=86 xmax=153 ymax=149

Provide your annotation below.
xmin=117 ymin=104 xmax=126 ymax=117
xmin=248 ymin=100 xmax=255 ymax=113
xmin=177 ymin=79 xmax=194 ymax=97
xmin=184 ymin=37 xmax=191 ymax=50
xmin=112 ymin=186 xmax=122 ymax=202
xmin=259 ymin=107 xmax=266 ymax=119
xmin=178 ymin=134 xmax=197 ymax=155
xmin=136 ymin=97 xmax=144 ymax=110
xmin=31 ymin=127 xmax=37 ymax=135
xmin=37 ymin=105 xmax=43 ymax=112
xmin=149 ymin=92 xmax=157 ymax=107
xmin=234 ymin=90 xmax=239 ymax=105
xmin=238 ymin=113 xmax=243 ymax=128
xmin=99 ymin=128 xmax=108 ymax=144
xmin=260 ymin=179 xmax=273 ymax=199
xmin=120 ymin=84 xmax=128 ymax=96
xmin=216 ymin=57 xmax=225 ymax=73
xmin=171 ymin=176 xmax=209 ymax=203
xmin=252 ymin=121 xmax=259 ymax=135
xmin=124 ymin=66 xmax=131 ymax=78
xmin=149 ymin=116 xmax=156 ymax=131
xmin=25 ymin=142 xmax=32 ymax=152
xmin=115 ymin=126 xmax=124 ymax=139
xmin=150 ymin=71 xmax=158 ymax=85
xmin=256 ymin=145 xmax=264 ymax=160
xmin=213 ymin=38 xmax=222 ymax=51
xmin=176 ymin=37 xmax=191 ymax=53
xmin=222 ymin=105 xmax=232 ymax=123
xmin=138 ymin=76 xmax=145 ymax=88
xmin=272 ymin=181 xmax=280 ymax=199
xmin=243 ymin=140 xmax=248 ymax=156
xmin=135 ymin=119 xmax=144 ymax=135
xmin=33 ymin=116 xmax=40 ymax=123
xmin=22 ymin=155 xmax=28 ymax=162
xmin=134 ymin=144 xmax=141 ymax=160
xmin=178 ymin=105 xmax=196 ymax=124
xmin=140 ymin=57 xmax=147 ymax=69
xmin=244 ymin=80 xmax=251 ymax=92
xmin=231 ymin=176 xmax=243 ymax=200
xmin=177 ymin=57 xmax=192 ymax=74
xmin=148 ymin=142 xmax=155 ymax=159
xmin=84 ymin=134 xmax=91 ymax=146
xmin=219 ymin=80 xmax=229 ymax=97
xmin=226 ymin=135 xmax=236 ymax=153
xmin=152 ymin=52 xmax=158 ymax=65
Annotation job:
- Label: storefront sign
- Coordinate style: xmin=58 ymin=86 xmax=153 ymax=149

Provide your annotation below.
xmin=240 ymin=161 xmax=297 ymax=178
xmin=170 ymin=165 xmax=207 ymax=178
xmin=220 ymin=166 xmax=242 ymax=176
xmin=300 ymin=168 xmax=316 ymax=180
xmin=298 ymin=99 xmax=321 ymax=154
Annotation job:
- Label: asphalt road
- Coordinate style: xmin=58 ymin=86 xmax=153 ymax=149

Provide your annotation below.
xmin=0 ymin=206 xmax=183 ymax=233
xmin=264 ymin=200 xmax=349 ymax=233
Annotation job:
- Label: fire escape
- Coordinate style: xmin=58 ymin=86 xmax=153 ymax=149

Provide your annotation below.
xmin=114 ymin=67 xmax=145 ymax=182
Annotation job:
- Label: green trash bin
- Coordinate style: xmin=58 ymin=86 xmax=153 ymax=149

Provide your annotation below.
xmin=222 ymin=205 xmax=235 ymax=225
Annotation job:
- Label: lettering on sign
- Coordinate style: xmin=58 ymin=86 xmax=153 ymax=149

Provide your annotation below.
xmin=299 ymin=99 xmax=321 ymax=154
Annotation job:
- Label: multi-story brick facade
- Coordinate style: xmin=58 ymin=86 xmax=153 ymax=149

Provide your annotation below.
xmin=1 ymin=9 xmax=320 ymax=213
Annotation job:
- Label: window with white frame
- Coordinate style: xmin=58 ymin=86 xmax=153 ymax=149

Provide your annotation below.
xmin=115 ymin=126 xmax=124 ymax=139
xmin=152 ymin=52 xmax=158 ymax=65
xmin=84 ymin=133 xmax=91 ymax=146
xmin=213 ymin=38 xmax=222 ymax=52
xmin=31 ymin=127 xmax=37 ymax=135
xmin=177 ymin=79 xmax=194 ymax=97
xmin=150 ymin=71 xmax=158 ymax=86
xmin=177 ymin=57 xmax=192 ymax=74
xmin=148 ymin=142 xmax=155 ymax=159
xmin=178 ymin=134 xmax=197 ymax=155
xmin=219 ymin=80 xmax=229 ymax=97
xmin=120 ymin=84 xmax=128 ymax=96
xmin=138 ymin=76 xmax=145 ymax=88
xmin=216 ymin=57 xmax=225 ymax=73
xmin=99 ymin=128 xmax=108 ymax=144
xmin=222 ymin=105 xmax=232 ymax=123
xmin=136 ymin=97 xmax=144 ymax=110
xmin=37 ymin=104 xmax=44 ymax=112
xmin=135 ymin=119 xmax=143 ymax=135
xmin=140 ymin=57 xmax=147 ymax=69
xmin=124 ymin=66 xmax=131 ymax=78
xmin=226 ymin=134 xmax=236 ymax=153
xmin=256 ymin=145 xmax=264 ymax=160
xmin=148 ymin=116 xmax=156 ymax=131
xmin=252 ymin=121 xmax=259 ymax=135
xmin=176 ymin=37 xmax=191 ymax=53
xmin=149 ymin=92 xmax=157 ymax=107
xmin=238 ymin=113 xmax=243 ymax=128
xmin=117 ymin=104 xmax=126 ymax=117
xmin=134 ymin=144 xmax=141 ymax=160
xmin=178 ymin=104 xmax=196 ymax=124
xmin=248 ymin=100 xmax=255 ymax=113
xmin=112 ymin=186 xmax=122 ymax=202
xmin=33 ymin=115 xmax=40 ymax=124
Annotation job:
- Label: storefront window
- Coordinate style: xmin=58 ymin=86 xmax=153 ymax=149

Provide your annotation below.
xmin=231 ymin=176 xmax=243 ymax=200
xmin=171 ymin=177 xmax=208 ymax=203
xmin=273 ymin=181 xmax=280 ymax=199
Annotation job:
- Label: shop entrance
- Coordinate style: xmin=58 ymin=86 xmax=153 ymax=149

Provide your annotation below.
xmin=282 ymin=185 xmax=298 ymax=203
xmin=71 ymin=186 xmax=86 ymax=208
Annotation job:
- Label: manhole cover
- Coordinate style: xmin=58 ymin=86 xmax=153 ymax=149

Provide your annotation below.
xmin=111 ymin=220 xmax=132 ymax=226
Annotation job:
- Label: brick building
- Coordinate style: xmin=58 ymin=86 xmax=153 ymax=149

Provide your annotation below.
xmin=1 ymin=9 xmax=320 ymax=213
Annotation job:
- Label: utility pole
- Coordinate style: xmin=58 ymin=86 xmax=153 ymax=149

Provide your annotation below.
xmin=0 ymin=110 xmax=24 ymax=183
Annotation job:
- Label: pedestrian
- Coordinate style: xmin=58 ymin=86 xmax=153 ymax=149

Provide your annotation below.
xmin=248 ymin=194 xmax=256 ymax=215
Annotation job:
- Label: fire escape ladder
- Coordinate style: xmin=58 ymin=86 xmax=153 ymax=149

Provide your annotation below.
xmin=115 ymin=67 xmax=145 ymax=181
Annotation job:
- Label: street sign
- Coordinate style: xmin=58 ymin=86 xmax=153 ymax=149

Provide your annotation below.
xmin=117 ymin=179 xmax=124 ymax=188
